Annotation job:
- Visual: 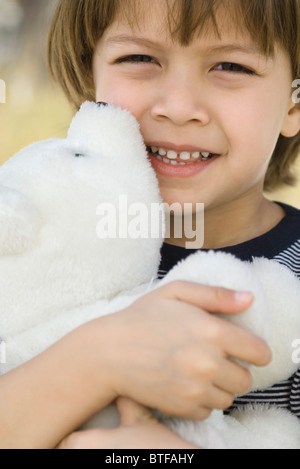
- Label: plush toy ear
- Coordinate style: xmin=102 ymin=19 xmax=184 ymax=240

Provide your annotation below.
xmin=0 ymin=185 xmax=41 ymax=255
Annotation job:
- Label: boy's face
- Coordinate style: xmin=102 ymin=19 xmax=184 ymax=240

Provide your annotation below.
xmin=93 ymin=0 xmax=299 ymax=212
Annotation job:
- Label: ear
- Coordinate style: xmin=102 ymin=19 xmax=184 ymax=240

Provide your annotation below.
xmin=281 ymin=98 xmax=300 ymax=138
xmin=0 ymin=185 xmax=41 ymax=255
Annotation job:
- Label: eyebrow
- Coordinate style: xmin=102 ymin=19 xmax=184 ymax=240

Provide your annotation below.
xmin=105 ymin=35 xmax=267 ymax=60
xmin=205 ymin=44 xmax=264 ymax=57
xmin=105 ymin=35 xmax=163 ymax=50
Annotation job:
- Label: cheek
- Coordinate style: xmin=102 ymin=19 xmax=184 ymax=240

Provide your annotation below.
xmin=223 ymin=96 xmax=284 ymax=165
xmin=94 ymin=72 xmax=146 ymax=120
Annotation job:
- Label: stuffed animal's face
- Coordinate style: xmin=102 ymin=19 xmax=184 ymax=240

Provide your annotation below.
xmin=0 ymin=103 xmax=162 ymax=234
xmin=0 ymin=103 xmax=163 ymax=335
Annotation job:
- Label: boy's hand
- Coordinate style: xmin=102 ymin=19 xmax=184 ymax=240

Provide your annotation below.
xmin=97 ymin=282 xmax=272 ymax=421
xmin=57 ymin=397 xmax=199 ymax=449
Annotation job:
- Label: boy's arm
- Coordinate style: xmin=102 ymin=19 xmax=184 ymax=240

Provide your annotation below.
xmin=0 ymin=319 xmax=118 ymax=449
xmin=0 ymin=283 xmax=270 ymax=449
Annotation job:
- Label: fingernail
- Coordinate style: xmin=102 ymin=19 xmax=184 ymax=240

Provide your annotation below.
xmin=234 ymin=291 xmax=254 ymax=303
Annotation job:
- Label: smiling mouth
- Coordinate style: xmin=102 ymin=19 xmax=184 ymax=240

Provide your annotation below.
xmin=146 ymin=146 xmax=218 ymax=165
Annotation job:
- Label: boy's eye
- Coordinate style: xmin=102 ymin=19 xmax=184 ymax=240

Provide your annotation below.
xmin=213 ymin=62 xmax=254 ymax=75
xmin=116 ymin=55 xmax=158 ymax=65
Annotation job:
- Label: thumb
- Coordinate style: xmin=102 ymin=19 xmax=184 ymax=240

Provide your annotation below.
xmin=116 ymin=397 xmax=154 ymax=426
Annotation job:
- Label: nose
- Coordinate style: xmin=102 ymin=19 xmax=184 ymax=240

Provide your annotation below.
xmin=150 ymin=75 xmax=211 ymax=127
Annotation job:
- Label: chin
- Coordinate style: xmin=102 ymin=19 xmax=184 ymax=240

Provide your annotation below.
xmin=160 ymin=189 xmax=210 ymax=211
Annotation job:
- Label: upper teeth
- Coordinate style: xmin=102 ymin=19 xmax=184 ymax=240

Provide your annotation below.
xmin=151 ymin=146 xmax=212 ymax=162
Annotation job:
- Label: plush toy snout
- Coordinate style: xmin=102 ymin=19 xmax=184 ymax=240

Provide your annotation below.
xmin=0 ymin=102 xmax=164 ymax=338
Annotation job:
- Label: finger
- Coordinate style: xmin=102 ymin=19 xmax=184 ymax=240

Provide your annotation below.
xmin=214 ymin=359 xmax=253 ymax=396
xmin=199 ymin=385 xmax=236 ymax=411
xmin=159 ymin=281 xmax=254 ymax=315
xmin=169 ymin=299 xmax=271 ymax=367
xmin=116 ymin=397 xmax=154 ymax=426
xmin=207 ymin=315 xmax=272 ymax=367
xmin=57 ymin=429 xmax=106 ymax=449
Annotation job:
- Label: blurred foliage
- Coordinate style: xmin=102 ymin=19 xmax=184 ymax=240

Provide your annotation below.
xmin=266 ymin=158 xmax=300 ymax=209
xmin=0 ymin=0 xmax=299 ymax=208
xmin=0 ymin=0 xmax=73 ymax=162
xmin=1 ymin=86 xmax=73 ymax=162
xmin=266 ymin=159 xmax=300 ymax=209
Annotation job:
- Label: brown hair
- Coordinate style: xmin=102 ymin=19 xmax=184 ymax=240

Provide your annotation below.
xmin=48 ymin=0 xmax=300 ymax=190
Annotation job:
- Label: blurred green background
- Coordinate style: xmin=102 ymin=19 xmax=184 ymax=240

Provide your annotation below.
xmin=0 ymin=0 xmax=299 ymax=208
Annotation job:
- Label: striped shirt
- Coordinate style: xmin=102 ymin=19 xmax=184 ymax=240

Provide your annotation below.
xmin=157 ymin=202 xmax=300 ymax=418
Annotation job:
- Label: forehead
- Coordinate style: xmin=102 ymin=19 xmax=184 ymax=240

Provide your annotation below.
xmin=111 ymin=0 xmax=258 ymax=47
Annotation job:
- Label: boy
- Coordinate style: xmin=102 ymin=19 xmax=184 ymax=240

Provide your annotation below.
xmin=49 ymin=0 xmax=300 ymax=449
xmin=48 ymin=0 xmax=300 ymax=448
xmin=0 ymin=0 xmax=298 ymax=449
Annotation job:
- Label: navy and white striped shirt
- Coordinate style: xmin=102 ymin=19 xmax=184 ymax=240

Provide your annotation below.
xmin=157 ymin=202 xmax=300 ymax=418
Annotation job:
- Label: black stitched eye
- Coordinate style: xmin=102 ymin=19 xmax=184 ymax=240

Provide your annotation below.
xmin=75 ymin=153 xmax=85 ymax=158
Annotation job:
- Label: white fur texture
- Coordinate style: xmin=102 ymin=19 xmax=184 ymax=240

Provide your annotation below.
xmin=0 ymin=102 xmax=163 ymax=339
xmin=0 ymin=102 xmax=300 ymax=449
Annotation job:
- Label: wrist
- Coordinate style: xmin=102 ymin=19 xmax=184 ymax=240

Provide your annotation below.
xmin=89 ymin=309 xmax=135 ymax=398
xmin=68 ymin=316 xmax=120 ymax=405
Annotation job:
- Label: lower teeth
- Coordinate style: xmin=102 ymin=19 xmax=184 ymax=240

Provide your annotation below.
xmin=147 ymin=147 xmax=214 ymax=164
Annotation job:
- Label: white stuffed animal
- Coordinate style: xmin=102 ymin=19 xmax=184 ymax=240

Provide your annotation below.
xmin=0 ymin=102 xmax=300 ymax=449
